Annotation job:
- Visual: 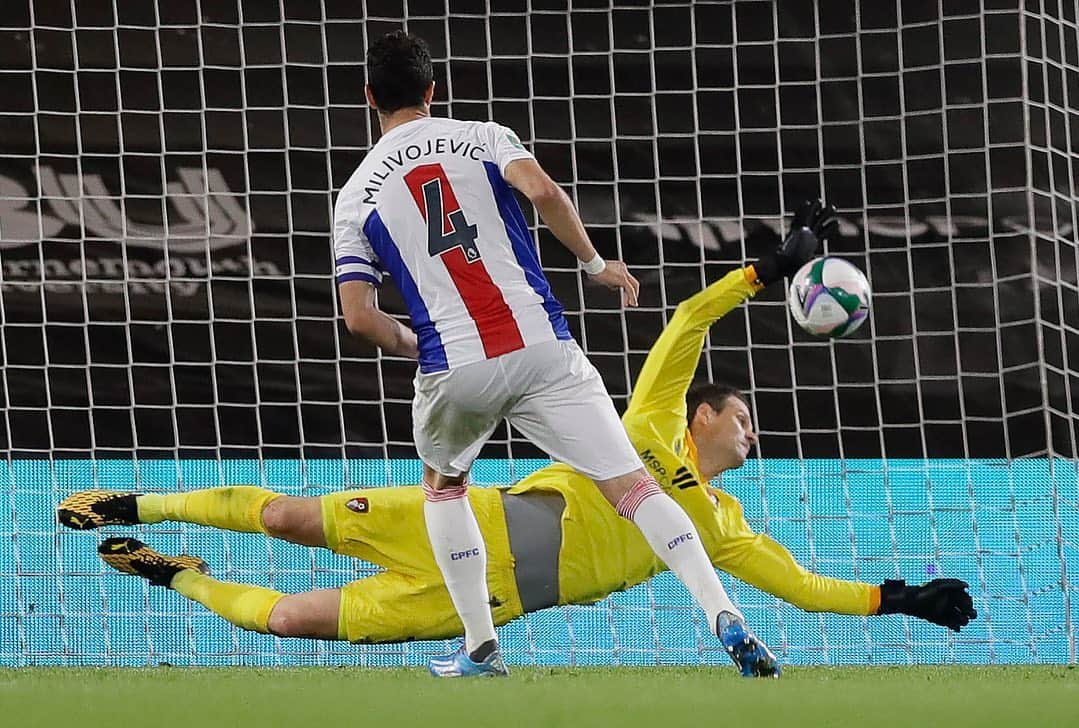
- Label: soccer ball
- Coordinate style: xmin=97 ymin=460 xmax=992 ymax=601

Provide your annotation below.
xmin=787 ymin=257 xmax=871 ymax=337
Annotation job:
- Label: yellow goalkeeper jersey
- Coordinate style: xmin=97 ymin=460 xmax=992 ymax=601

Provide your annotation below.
xmin=507 ymin=267 xmax=879 ymax=616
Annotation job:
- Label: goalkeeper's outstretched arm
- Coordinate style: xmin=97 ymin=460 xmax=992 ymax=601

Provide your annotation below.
xmin=709 ymin=491 xmax=977 ymax=632
xmin=624 ymin=267 xmax=759 ymax=434
xmin=624 ymin=199 xmax=839 ymax=442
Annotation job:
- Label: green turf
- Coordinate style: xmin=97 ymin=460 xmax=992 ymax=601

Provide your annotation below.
xmin=2 ymin=666 xmax=1077 ymax=727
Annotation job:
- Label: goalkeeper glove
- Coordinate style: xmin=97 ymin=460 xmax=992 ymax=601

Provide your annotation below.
xmin=877 ymin=578 xmax=977 ymax=632
xmin=752 ymin=198 xmax=839 ymax=287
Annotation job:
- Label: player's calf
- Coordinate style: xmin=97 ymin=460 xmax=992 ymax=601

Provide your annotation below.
xmin=58 ymin=487 xmax=326 ymax=548
xmin=265 ymin=590 xmax=342 ymax=640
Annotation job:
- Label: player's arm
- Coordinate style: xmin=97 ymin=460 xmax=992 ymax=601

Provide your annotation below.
xmin=333 ymin=193 xmax=418 ymax=359
xmin=623 ymin=268 xmax=758 ymax=432
xmin=711 ymin=509 xmax=878 ymax=616
xmin=338 ymin=280 xmax=418 ymax=359
xmin=624 ymin=200 xmax=839 ymax=432
xmin=709 ymin=491 xmax=976 ymax=631
xmin=503 ymin=157 xmax=638 ymax=306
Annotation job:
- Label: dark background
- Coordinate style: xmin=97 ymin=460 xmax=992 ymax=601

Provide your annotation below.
xmin=0 ymin=0 xmax=1076 ymax=461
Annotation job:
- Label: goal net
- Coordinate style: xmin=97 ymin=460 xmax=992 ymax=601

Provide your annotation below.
xmin=0 ymin=1 xmax=1075 ymax=666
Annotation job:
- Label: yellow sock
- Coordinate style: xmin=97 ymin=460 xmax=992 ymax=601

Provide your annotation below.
xmin=137 ymin=486 xmax=279 ymax=534
xmin=171 ymin=570 xmax=284 ymax=634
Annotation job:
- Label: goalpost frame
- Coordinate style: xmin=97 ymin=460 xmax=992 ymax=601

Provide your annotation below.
xmin=0 ymin=1 xmax=1075 ymax=666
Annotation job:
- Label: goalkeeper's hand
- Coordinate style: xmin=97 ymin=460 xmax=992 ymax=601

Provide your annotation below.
xmin=752 ymin=198 xmax=839 ymax=287
xmin=877 ymin=578 xmax=977 ymax=632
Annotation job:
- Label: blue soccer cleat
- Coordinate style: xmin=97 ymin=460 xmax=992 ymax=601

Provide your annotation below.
xmin=427 ymin=642 xmax=510 ymax=678
xmin=716 ymin=612 xmax=781 ymax=678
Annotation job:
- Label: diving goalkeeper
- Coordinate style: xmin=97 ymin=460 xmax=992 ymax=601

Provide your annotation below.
xmin=59 ymin=200 xmax=976 ymax=674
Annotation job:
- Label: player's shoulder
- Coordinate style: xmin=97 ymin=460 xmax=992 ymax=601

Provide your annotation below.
xmin=428 ymin=117 xmax=519 ymax=141
xmin=438 ymin=117 xmax=519 ymax=146
xmin=337 ymin=162 xmax=370 ymax=194
xmin=392 ymin=115 xmax=493 ymax=137
xmin=334 ymin=163 xmax=377 ymax=215
xmin=479 ymin=120 xmax=528 ymax=148
xmin=374 ymin=117 xmax=511 ymax=151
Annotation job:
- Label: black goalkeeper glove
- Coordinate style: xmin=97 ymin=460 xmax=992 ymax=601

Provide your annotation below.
xmin=877 ymin=578 xmax=977 ymax=632
xmin=752 ymin=198 xmax=839 ymax=287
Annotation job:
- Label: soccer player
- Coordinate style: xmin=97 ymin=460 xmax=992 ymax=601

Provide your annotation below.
xmin=329 ymin=30 xmax=762 ymax=676
xmin=58 ymin=201 xmax=977 ymax=677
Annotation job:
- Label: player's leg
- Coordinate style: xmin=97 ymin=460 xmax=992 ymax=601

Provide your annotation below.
xmin=259 ymin=496 xmax=326 ymax=547
xmin=98 ymin=536 xmax=291 ymax=637
xmin=593 ymin=474 xmax=777 ymax=676
xmin=172 ymin=487 xmax=519 ymax=642
xmin=411 ymin=361 xmax=510 ymax=668
xmin=59 ymin=487 xmax=327 ymax=547
xmin=96 ymin=489 xmax=514 ymax=645
xmin=337 ymin=569 xmax=518 ymax=676
xmin=508 ymin=340 xmax=776 ymax=672
xmin=98 ymin=534 xmax=342 ymax=639
xmin=95 ymin=536 xmax=524 ymax=654
xmin=264 ymin=590 xmax=341 ymax=640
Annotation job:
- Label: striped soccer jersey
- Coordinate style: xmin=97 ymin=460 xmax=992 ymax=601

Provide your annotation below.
xmin=333 ymin=117 xmax=571 ymax=373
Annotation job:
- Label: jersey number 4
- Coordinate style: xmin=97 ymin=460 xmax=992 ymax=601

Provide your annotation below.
xmin=404 ymin=164 xmax=481 ymax=261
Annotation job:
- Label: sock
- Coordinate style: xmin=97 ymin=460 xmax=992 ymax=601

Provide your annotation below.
xmin=469 ymin=639 xmax=497 ymax=663
xmin=171 ymin=570 xmax=284 ymax=634
xmin=618 ymin=477 xmax=742 ymax=632
xmin=137 ymin=486 xmax=279 ymax=533
xmin=422 ymin=481 xmax=498 ymax=654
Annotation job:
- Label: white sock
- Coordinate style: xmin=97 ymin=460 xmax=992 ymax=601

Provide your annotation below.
xmin=422 ymin=481 xmax=498 ymax=654
xmin=617 ymin=477 xmax=741 ymax=633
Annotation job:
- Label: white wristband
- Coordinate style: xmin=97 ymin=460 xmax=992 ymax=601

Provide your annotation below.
xmin=581 ymin=254 xmax=606 ymax=275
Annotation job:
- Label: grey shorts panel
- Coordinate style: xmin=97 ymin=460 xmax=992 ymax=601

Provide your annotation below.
xmin=501 ymin=491 xmax=565 ymax=613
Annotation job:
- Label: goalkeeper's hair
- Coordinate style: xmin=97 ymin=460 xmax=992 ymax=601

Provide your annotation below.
xmin=686 ymin=383 xmax=750 ymax=426
xmin=366 ymin=31 xmax=434 ymax=114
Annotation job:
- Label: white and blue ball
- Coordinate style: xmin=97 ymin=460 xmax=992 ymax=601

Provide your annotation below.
xmin=787 ymin=256 xmax=871 ymax=338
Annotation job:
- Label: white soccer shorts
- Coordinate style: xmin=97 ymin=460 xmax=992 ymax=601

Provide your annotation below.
xmin=412 ymin=339 xmax=643 ymax=480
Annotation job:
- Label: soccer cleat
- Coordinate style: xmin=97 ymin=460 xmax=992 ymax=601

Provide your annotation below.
xmin=58 ymin=490 xmax=141 ymax=530
xmin=98 ymin=537 xmax=209 ymax=588
xmin=716 ymin=612 xmax=781 ymax=678
xmin=427 ymin=643 xmax=510 ymax=678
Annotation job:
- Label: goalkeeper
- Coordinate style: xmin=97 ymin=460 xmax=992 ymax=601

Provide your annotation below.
xmin=59 ymin=200 xmax=975 ymax=672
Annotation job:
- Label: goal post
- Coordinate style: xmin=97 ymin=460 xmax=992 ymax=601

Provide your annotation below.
xmin=1023 ymin=1 xmax=1079 ymax=663
xmin=0 ymin=2 xmax=1075 ymax=666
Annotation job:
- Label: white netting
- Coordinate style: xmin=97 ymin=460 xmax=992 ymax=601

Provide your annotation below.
xmin=0 ymin=1 xmax=1074 ymax=665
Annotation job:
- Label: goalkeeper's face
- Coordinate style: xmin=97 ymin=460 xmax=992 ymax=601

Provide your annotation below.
xmin=694 ymin=396 xmax=757 ymax=474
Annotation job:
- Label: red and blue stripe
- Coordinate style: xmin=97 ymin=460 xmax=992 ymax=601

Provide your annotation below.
xmin=404 ymin=163 xmax=525 ymax=360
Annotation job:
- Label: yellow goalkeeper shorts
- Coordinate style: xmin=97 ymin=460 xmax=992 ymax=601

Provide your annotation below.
xmin=320 ymin=486 xmax=525 ymax=643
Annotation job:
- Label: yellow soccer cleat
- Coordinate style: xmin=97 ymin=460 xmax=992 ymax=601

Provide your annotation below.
xmin=58 ymin=490 xmax=141 ymax=530
xmin=98 ymin=537 xmax=209 ymax=588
